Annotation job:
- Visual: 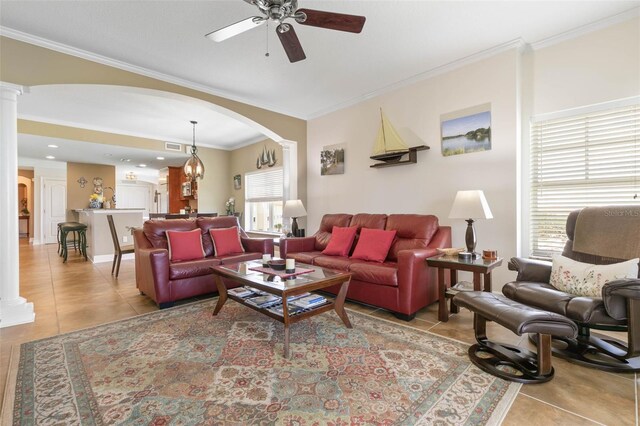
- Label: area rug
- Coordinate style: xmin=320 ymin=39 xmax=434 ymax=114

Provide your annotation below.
xmin=5 ymin=300 xmax=520 ymax=425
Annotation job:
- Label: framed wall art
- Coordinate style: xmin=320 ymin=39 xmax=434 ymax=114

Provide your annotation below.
xmin=321 ymin=144 xmax=345 ymax=175
xmin=441 ymin=104 xmax=491 ymax=157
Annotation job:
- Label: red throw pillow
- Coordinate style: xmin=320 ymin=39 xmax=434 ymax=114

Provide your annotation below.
xmin=350 ymin=228 xmax=397 ymax=263
xmin=210 ymin=226 xmax=245 ymax=257
xmin=322 ymin=226 xmax=358 ymax=257
xmin=166 ymin=229 xmax=205 ymax=261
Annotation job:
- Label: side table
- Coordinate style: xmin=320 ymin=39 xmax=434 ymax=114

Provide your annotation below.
xmin=426 ymin=255 xmax=503 ymax=322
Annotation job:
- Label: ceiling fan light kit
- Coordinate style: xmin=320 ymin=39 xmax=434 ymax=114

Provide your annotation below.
xmin=206 ymin=0 xmax=366 ymax=63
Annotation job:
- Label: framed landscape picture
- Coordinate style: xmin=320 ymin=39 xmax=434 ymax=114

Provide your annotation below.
xmin=441 ymin=104 xmax=492 ymax=157
xmin=321 ymin=144 xmax=345 ymax=175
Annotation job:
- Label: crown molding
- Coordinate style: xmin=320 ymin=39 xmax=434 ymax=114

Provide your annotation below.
xmin=306 ymin=38 xmax=526 ymax=120
xmin=0 ymin=27 xmax=305 ymax=120
xmin=531 ymin=7 xmax=639 ymax=50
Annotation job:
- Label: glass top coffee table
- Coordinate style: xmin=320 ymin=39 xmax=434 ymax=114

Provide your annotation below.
xmin=210 ymin=260 xmax=353 ymax=358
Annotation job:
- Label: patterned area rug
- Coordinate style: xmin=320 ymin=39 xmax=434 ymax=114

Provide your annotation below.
xmin=7 ymin=300 xmax=520 ymax=425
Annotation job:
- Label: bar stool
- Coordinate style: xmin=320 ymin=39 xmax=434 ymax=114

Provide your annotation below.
xmin=59 ymin=222 xmax=88 ymax=262
xmin=57 ymin=221 xmax=76 ymax=255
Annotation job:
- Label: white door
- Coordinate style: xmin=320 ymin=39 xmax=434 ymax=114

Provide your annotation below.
xmin=117 ymin=183 xmax=153 ymax=217
xmin=43 ymin=178 xmax=67 ymax=244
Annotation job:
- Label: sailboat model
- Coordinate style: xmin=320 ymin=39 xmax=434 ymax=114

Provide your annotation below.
xmin=370 ymin=109 xmax=429 ymax=167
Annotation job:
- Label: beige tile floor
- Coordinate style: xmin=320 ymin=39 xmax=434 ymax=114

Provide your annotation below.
xmin=1 ymin=239 xmax=637 ymax=424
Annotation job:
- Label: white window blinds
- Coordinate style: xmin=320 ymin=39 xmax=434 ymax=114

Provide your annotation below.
xmin=530 ymin=104 xmax=640 ymax=259
xmin=245 ymin=168 xmax=283 ymax=202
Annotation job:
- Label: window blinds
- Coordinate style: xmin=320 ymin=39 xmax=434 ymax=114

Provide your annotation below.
xmin=245 ymin=168 xmax=283 ymax=202
xmin=530 ymin=104 xmax=640 ymax=258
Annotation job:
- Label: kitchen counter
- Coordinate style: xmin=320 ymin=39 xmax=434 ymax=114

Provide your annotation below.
xmin=75 ymin=209 xmax=144 ymax=263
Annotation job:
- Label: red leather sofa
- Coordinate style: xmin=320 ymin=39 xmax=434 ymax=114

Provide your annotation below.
xmin=280 ymin=213 xmax=451 ymax=320
xmin=133 ymin=216 xmax=274 ymax=308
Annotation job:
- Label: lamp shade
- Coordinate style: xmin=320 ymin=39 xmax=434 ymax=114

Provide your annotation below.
xmin=448 ymin=190 xmax=493 ymax=220
xmin=283 ymin=199 xmax=307 ymax=218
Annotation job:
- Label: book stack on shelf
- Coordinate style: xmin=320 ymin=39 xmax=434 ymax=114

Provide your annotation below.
xmin=228 ymin=287 xmax=262 ymax=298
xmin=290 ymin=294 xmax=328 ymax=310
xmin=246 ymin=294 xmax=281 ymax=308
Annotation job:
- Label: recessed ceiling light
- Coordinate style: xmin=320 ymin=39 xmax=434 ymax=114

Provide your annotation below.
xmin=137 ymin=164 xmax=147 ymax=168
xmin=45 ymin=155 xmax=55 ymax=160
xmin=156 ymin=156 xmax=165 ymax=160
xmin=47 ymin=144 xmax=58 ymax=148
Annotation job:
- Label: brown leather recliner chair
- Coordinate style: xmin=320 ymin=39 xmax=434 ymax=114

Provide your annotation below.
xmin=504 ymin=207 xmax=640 ymax=372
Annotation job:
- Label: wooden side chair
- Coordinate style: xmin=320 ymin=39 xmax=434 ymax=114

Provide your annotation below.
xmin=106 ymin=214 xmax=135 ymax=278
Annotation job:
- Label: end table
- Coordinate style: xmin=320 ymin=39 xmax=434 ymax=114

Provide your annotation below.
xmin=426 ymin=255 xmax=503 ymax=322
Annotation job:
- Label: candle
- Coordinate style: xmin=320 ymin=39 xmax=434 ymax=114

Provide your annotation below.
xmin=262 ymin=254 xmax=271 ymax=266
xmin=286 ymin=258 xmax=295 ymax=273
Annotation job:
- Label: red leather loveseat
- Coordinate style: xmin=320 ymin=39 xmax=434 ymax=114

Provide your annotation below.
xmin=280 ymin=213 xmax=451 ymax=320
xmin=133 ymin=216 xmax=274 ymax=308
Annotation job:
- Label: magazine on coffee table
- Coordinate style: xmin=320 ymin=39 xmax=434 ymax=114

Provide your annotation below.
xmin=245 ymin=295 xmax=281 ymax=308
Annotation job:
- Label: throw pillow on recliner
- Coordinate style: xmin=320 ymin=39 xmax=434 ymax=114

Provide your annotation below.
xmin=322 ymin=226 xmax=358 ymax=256
xmin=166 ymin=229 xmax=205 ymax=261
xmin=550 ymin=255 xmax=639 ymax=297
xmin=350 ymin=228 xmax=397 ymax=263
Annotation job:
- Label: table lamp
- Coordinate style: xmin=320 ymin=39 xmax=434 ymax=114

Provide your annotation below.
xmin=283 ymin=199 xmax=307 ymax=237
xmin=448 ymin=190 xmax=493 ymax=259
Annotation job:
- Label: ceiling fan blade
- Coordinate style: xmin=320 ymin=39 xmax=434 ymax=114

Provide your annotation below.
xmin=277 ymin=24 xmax=306 ymax=63
xmin=205 ymin=16 xmax=265 ymax=42
xmin=296 ymin=8 xmax=366 ymax=33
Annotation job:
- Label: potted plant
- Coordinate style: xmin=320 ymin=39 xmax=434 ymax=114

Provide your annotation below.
xmin=89 ymin=193 xmax=103 ymax=209
xmin=225 ymin=197 xmax=235 ymax=215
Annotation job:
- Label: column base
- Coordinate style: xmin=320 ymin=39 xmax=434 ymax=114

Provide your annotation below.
xmin=1 ymin=297 xmax=35 ymax=328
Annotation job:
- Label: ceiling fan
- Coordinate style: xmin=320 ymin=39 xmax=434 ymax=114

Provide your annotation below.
xmin=205 ymin=0 xmax=366 ymax=63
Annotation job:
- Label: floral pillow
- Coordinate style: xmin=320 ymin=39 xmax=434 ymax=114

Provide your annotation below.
xmin=549 ymin=255 xmax=639 ymax=297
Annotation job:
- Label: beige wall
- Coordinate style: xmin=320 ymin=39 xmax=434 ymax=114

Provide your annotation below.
xmin=229 ymin=139 xmax=283 ymax=215
xmin=66 ymin=162 xmax=116 ymax=220
xmin=18 ymin=120 xmax=169 ymax=151
xmin=308 ymin=49 xmax=520 ymax=288
xmin=195 ymin=147 xmax=232 ymax=215
xmin=532 ymin=17 xmax=640 ymax=116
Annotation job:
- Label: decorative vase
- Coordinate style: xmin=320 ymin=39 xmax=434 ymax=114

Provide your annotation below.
xmin=89 ymin=200 xmax=102 ymax=209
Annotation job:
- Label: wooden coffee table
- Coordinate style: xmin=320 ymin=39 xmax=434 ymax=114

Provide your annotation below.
xmin=210 ymin=261 xmax=353 ymax=358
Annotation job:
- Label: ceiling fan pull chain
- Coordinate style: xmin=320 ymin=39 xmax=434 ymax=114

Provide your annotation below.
xmin=265 ymin=20 xmax=270 ymax=57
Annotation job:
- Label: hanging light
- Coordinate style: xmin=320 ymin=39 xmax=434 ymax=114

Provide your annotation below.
xmin=183 ymin=120 xmax=205 ymax=181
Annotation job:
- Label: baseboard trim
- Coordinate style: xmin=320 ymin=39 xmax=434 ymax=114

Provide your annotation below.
xmin=91 ymin=253 xmax=135 ymax=264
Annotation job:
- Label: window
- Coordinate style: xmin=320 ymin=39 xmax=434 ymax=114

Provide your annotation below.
xmin=245 ymin=168 xmax=283 ymax=233
xmin=529 ymin=103 xmax=640 ymax=259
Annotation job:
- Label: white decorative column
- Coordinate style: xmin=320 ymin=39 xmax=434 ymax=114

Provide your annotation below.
xmin=0 ymin=82 xmax=35 ymax=328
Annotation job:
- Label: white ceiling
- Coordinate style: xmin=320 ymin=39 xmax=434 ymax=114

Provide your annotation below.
xmin=1 ymin=1 xmax=638 ymax=120
xmin=4 ymin=0 xmax=640 ymax=168
xmin=18 ymin=133 xmax=189 ymax=175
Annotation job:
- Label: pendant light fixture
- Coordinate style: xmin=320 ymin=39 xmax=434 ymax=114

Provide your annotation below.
xmin=183 ymin=120 xmax=205 ymax=181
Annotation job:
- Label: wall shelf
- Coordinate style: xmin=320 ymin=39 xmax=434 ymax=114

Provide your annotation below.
xmin=370 ymin=145 xmax=430 ymax=168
